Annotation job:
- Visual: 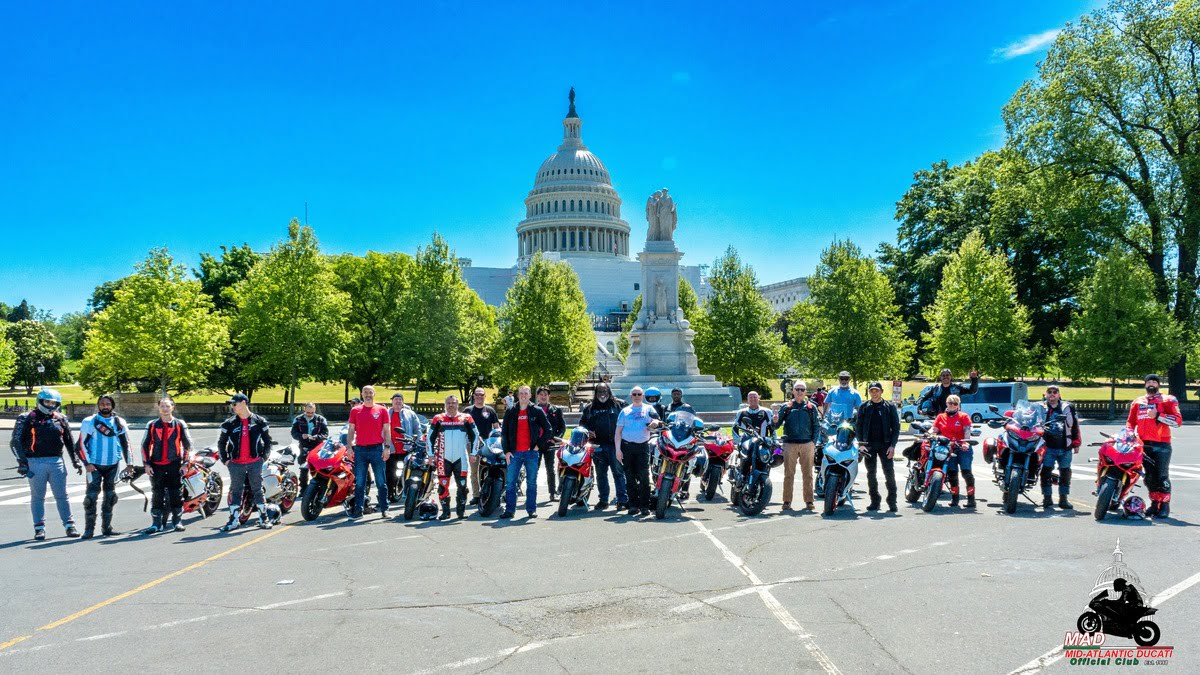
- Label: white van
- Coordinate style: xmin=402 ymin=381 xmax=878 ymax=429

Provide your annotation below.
xmin=900 ymin=382 xmax=1030 ymax=423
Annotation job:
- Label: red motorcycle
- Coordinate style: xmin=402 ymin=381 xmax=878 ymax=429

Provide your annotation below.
xmin=556 ymin=427 xmax=595 ymax=518
xmin=699 ymin=430 xmax=735 ymax=501
xmin=650 ymin=411 xmax=707 ymax=520
xmin=1092 ymin=427 xmax=1149 ymax=521
xmin=299 ymin=435 xmax=361 ymax=521
xmin=983 ymin=403 xmax=1049 ymax=514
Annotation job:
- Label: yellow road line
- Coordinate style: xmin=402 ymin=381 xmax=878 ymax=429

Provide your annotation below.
xmin=1 ymin=525 xmax=291 ymax=651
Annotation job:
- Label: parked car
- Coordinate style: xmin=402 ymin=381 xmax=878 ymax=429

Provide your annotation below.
xmin=900 ymin=382 xmax=1030 ymax=423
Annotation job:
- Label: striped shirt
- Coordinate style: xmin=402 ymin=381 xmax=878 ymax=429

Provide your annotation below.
xmin=79 ymin=414 xmax=128 ymax=466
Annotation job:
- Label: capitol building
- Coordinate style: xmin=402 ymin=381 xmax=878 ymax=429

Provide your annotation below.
xmin=461 ymin=90 xmax=808 ymax=353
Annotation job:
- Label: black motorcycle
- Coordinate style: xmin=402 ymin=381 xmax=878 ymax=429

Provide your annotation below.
xmin=1077 ymin=591 xmax=1161 ymax=646
xmin=475 ymin=429 xmax=508 ymax=517
xmin=401 ymin=442 xmax=437 ymax=521
xmin=728 ymin=424 xmax=780 ymax=516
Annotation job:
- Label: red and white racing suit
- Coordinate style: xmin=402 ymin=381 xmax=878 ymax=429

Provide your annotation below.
xmin=428 ymin=413 xmax=477 ymax=515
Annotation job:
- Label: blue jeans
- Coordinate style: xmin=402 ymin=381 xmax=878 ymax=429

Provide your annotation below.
xmin=1041 ymin=447 xmax=1073 ymax=497
xmin=353 ymin=445 xmax=388 ymax=515
xmin=946 ymin=447 xmax=974 ymax=473
xmin=28 ymin=456 xmax=74 ymax=530
xmin=505 ymin=450 xmax=540 ymax=515
xmin=592 ymin=443 xmax=627 ymax=505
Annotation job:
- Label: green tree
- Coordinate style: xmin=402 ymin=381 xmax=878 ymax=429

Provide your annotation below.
xmin=233 ymin=220 xmax=349 ymax=410
xmin=89 ymin=278 xmax=128 ymax=312
xmin=0 ymin=334 xmax=16 ymax=386
xmin=495 ymin=253 xmax=595 ymax=386
xmin=54 ymin=311 xmax=90 ymax=360
xmin=197 ymin=243 xmax=261 ymax=313
xmin=783 ymin=300 xmax=820 ymax=375
xmin=1059 ymin=247 xmax=1183 ymax=417
xmin=880 ymin=151 xmax=1124 ymax=365
xmin=80 ymin=248 xmax=228 ymax=398
xmin=394 ymin=234 xmax=490 ymax=402
xmin=805 ymin=241 xmax=914 ymax=382
xmin=924 ymin=232 xmax=1030 ymax=377
xmin=5 ymin=320 xmax=64 ymax=393
xmin=1005 ymin=0 xmax=1200 ymax=398
xmin=6 ymin=300 xmax=52 ymax=324
xmin=331 ymin=251 xmax=414 ymax=389
xmin=693 ymin=247 xmax=786 ymax=394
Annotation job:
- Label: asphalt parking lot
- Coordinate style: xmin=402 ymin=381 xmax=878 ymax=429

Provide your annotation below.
xmin=1 ymin=421 xmax=1197 ymax=674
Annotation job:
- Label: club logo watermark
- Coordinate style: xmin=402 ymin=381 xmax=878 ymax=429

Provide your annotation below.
xmin=1062 ymin=538 xmax=1173 ymax=667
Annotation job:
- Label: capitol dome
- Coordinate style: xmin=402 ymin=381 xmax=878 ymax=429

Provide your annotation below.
xmin=516 ymin=89 xmax=632 ymax=262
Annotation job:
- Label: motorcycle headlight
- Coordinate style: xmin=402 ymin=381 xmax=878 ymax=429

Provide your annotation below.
xmin=1118 ymin=462 xmax=1133 ymax=469
xmin=757 ymin=448 xmax=771 ymax=463
xmin=933 ymin=447 xmax=949 ymax=461
xmin=840 ymin=459 xmax=854 ymax=467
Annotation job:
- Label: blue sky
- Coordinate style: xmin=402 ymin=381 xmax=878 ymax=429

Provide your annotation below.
xmin=1 ymin=0 xmax=1094 ymax=317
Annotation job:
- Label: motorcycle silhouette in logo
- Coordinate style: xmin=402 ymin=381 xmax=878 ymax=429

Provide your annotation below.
xmin=1075 ymin=539 xmax=1161 ymax=647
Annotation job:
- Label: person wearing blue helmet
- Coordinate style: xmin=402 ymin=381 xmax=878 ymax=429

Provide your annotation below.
xmin=644 ymin=387 xmax=668 ymax=422
xmin=11 ymin=388 xmax=81 ymax=540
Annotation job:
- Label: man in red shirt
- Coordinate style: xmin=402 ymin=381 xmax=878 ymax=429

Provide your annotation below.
xmin=500 ymin=385 xmax=551 ymax=519
xmin=347 ymin=385 xmax=392 ymax=519
xmin=1126 ymin=374 xmax=1181 ymax=518
xmin=932 ymin=395 xmax=976 ymax=509
xmin=216 ymin=393 xmax=275 ymax=532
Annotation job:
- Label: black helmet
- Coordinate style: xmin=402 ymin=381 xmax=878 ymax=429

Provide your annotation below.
xmin=418 ymin=501 xmax=439 ymax=520
xmin=1113 ymin=578 xmax=1128 ymax=591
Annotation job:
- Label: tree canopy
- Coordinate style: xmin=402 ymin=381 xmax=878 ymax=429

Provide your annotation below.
xmin=1058 ymin=246 xmax=1182 ymax=413
xmin=924 ymin=232 xmax=1031 ymax=378
xmin=5 ymin=320 xmax=63 ymax=393
xmin=804 ymin=240 xmax=913 ymax=383
xmin=79 ymin=249 xmax=228 ymax=397
xmin=692 ymin=247 xmax=786 ymax=394
xmin=495 ymin=253 xmax=594 ymax=387
xmin=233 ymin=220 xmax=350 ymax=407
xmin=1005 ymin=0 xmax=1200 ymax=397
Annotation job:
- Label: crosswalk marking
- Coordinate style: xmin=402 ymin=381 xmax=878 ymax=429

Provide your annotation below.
xmin=0 ymin=483 xmax=142 ymax=506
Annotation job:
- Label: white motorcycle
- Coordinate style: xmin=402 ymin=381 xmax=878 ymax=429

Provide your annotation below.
xmin=815 ymin=413 xmax=862 ymax=516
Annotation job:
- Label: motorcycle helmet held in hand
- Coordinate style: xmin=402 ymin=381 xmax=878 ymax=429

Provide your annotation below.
xmin=37 ymin=388 xmax=63 ymax=414
xmin=418 ymin=500 xmax=440 ymax=521
xmin=916 ymin=385 xmax=937 ymax=418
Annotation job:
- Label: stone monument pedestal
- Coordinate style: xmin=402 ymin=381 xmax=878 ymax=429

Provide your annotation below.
xmin=609 ymin=237 xmax=740 ymax=413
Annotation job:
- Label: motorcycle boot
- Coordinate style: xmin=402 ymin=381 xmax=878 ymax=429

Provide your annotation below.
xmin=170 ymin=509 xmax=186 ymax=532
xmin=951 ymin=493 xmax=960 ymax=508
xmin=146 ymin=510 xmax=165 ymax=535
xmin=439 ymin=499 xmax=452 ymax=520
xmin=456 ymin=501 xmax=466 ymax=519
xmin=257 ymin=502 xmax=273 ymax=529
xmin=101 ymin=510 xmax=119 ymax=537
xmin=966 ymin=495 xmax=976 ymax=509
xmin=1043 ymin=495 xmax=1053 ymax=508
xmin=82 ymin=493 xmax=98 ymax=539
xmin=219 ymin=506 xmax=241 ymax=533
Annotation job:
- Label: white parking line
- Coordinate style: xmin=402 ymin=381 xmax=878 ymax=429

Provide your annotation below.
xmin=1008 ymin=569 xmax=1200 ymax=674
xmin=689 ymin=518 xmax=841 ymax=674
xmin=408 ymin=636 xmax=582 ymax=675
xmin=0 ymin=483 xmax=140 ymax=506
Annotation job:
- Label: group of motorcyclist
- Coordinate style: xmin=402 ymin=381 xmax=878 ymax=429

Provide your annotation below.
xmin=7 ymin=368 xmax=1183 ymax=539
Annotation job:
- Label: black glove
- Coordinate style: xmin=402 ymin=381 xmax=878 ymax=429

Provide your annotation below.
xmin=219 ymin=449 xmax=230 ymax=464
xmin=17 ymin=461 xmax=29 ymax=478
xmin=73 ymin=462 xmax=83 ymax=475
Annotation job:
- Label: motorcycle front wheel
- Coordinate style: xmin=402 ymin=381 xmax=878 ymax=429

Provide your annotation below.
xmin=481 ymin=476 xmax=503 ymax=517
xmin=703 ymin=465 xmax=721 ymax=501
xmin=558 ymin=475 xmax=578 ymax=518
xmin=923 ymin=473 xmax=943 ymax=513
xmin=740 ymin=478 xmax=771 ymax=516
xmin=822 ymin=478 xmax=840 ymax=516
xmin=404 ymin=484 xmax=421 ymax=521
xmin=1004 ymin=466 xmax=1024 ymax=514
xmin=1094 ymin=476 xmax=1118 ymax=522
xmin=656 ymin=481 xmax=673 ymax=520
xmin=300 ymin=479 xmax=325 ymax=521
xmin=1076 ymin=611 xmax=1101 ymax=634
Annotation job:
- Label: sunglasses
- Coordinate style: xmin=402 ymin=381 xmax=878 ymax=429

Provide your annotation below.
xmin=632 ymin=393 xmax=644 ymax=397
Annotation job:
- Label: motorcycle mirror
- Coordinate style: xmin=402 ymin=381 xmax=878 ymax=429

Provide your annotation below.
xmin=1088 ymin=442 xmax=1103 ymax=447
xmin=988 ymin=404 xmax=999 ymax=413
xmin=1099 ymin=432 xmax=1113 ymax=439
xmin=971 ymin=429 xmax=982 ymax=436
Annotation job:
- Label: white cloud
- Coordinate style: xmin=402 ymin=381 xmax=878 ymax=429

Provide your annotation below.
xmin=992 ymin=28 xmax=1061 ymax=61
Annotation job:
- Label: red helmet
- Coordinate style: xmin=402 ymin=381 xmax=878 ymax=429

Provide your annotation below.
xmin=1123 ymin=495 xmax=1147 ymax=518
